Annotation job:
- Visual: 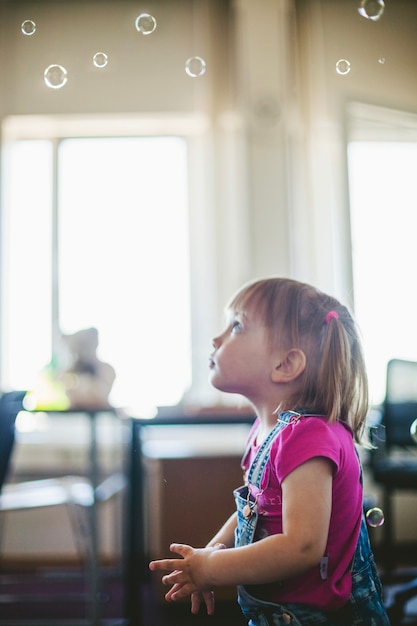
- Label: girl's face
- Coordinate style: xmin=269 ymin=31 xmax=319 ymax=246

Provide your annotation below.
xmin=209 ymin=307 xmax=276 ymax=402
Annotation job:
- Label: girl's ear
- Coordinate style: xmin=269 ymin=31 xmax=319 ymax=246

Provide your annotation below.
xmin=271 ymin=349 xmax=306 ymax=383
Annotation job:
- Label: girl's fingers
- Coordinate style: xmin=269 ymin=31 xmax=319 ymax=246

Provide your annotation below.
xmin=149 ymin=558 xmax=182 ymax=572
xmin=164 ymin=582 xmax=185 ymax=601
xmin=202 ymin=590 xmax=215 ymax=615
xmin=169 ymin=543 xmax=192 ymax=556
xmin=149 ymin=543 xmax=192 ymax=572
xmin=162 ymin=570 xmax=185 ymax=585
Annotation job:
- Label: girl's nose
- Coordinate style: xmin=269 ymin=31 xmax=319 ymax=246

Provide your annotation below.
xmin=212 ymin=335 xmax=221 ymax=349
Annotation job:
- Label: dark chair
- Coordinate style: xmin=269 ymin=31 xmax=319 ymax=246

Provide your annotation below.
xmin=369 ymin=358 xmax=417 ymax=623
xmin=0 ymin=391 xmax=26 ymax=493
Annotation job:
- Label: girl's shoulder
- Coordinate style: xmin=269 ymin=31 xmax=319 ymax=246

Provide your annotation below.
xmin=286 ymin=412 xmax=353 ymax=439
xmin=271 ymin=414 xmax=355 ymax=481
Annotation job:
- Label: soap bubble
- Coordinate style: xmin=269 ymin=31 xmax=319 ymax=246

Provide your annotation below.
xmin=378 ymin=57 xmax=385 ymax=65
xmin=135 ymin=13 xmax=157 ymax=35
xmin=93 ymin=52 xmax=108 ymax=68
xmin=410 ymin=418 xmax=417 ymax=443
xmin=21 ymin=19 xmax=36 ymax=36
xmin=336 ymin=59 xmax=351 ymax=75
xmin=185 ymin=56 xmax=207 ymax=78
xmin=44 ymin=64 xmax=68 ymax=89
xmin=358 ymin=0 xmax=385 ymax=21
xmin=366 ymin=507 xmax=385 ymax=528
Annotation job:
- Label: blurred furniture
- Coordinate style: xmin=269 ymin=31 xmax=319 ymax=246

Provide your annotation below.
xmin=0 ymin=391 xmax=26 ymax=492
xmin=145 ymin=453 xmax=244 ymax=602
xmin=0 ymin=392 xmax=125 ymax=625
xmin=0 ymin=393 xmax=94 ymax=556
xmin=125 ymin=409 xmax=254 ymax=623
xmin=369 ymin=359 xmax=417 ymax=622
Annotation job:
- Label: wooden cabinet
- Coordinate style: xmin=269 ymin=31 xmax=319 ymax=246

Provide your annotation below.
xmin=144 ymin=453 xmax=244 ymax=601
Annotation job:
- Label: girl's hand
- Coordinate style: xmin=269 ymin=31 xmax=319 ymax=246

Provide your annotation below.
xmin=191 ymin=590 xmax=215 ymax=615
xmin=163 ymin=581 xmax=215 ymax=615
xmin=149 ymin=543 xmax=221 ymax=605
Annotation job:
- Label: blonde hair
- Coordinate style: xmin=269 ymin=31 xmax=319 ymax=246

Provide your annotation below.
xmin=227 ymin=278 xmax=369 ymax=445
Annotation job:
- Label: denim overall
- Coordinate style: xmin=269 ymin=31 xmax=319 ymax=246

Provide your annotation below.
xmin=234 ymin=411 xmax=391 ymax=626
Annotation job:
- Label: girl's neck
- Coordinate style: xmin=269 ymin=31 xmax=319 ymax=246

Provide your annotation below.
xmin=252 ymin=399 xmax=282 ymax=424
xmin=252 ymin=393 xmax=305 ymax=440
xmin=251 ymin=405 xmax=280 ymax=443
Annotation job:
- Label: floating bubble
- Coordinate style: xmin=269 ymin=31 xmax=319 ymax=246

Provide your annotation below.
xmin=93 ymin=52 xmax=108 ymax=68
xmin=21 ymin=19 xmax=36 ymax=36
xmin=44 ymin=64 xmax=68 ymax=89
xmin=185 ymin=56 xmax=207 ymax=78
xmin=358 ymin=0 xmax=385 ymax=21
xmin=135 ymin=13 xmax=157 ymax=35
xmin=366 ymin=507 xmax=385 ymax=528
xmin=410 ymin=418 xmax=417 ymax=443
xmin=378 ymin=57 xmax=385 ymax=65
xmin=336 ymin=59 xmax=351 ymax=75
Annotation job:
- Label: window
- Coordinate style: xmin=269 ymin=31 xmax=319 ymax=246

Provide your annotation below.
xmin=1 ymin=130 xmax=192 ymax=415
xmin=347 ymin=108 xmax=417 ymax=405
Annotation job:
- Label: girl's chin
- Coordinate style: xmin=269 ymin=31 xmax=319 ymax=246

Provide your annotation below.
xmin=209 ymin=377 xmax=235 ymax=395
xmin=208 ymin=374 xmax=224 ymax=390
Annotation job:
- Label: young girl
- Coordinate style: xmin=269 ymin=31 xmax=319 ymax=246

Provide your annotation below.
xmin=149 ymin=277 xmax=390 ymax=625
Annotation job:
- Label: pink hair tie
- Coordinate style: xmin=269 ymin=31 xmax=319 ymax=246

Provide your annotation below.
xmin=325 ymin=310 xmax=339 ymax=324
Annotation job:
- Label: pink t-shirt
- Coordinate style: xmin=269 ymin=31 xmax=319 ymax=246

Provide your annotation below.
xmin=243 ymin=416 xmax=362 ymax=611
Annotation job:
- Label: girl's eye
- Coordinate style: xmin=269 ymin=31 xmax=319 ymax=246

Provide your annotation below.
xmin=231 ymin=320 xmax=243 ymax=334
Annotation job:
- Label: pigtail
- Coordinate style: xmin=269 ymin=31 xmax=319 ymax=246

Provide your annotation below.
xmin=318 ymin=310 xmax=350 ymax=423
xmin=347 ymin=324 xmax=370 ymax=445
xmin=319 ymin=306 xmax=369 ymax=445
xmin=294 ymin=287 xmax=369 ymax=446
